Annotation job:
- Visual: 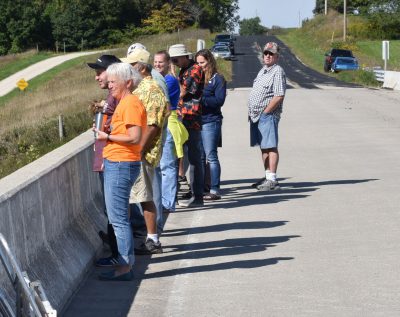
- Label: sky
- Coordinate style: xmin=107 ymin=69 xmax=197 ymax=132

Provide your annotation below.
xmin=237 ymin=0 xmax=316 ymax=29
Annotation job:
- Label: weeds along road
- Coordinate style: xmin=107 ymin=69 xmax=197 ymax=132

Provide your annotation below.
xmin=0 ymin=51 xmax=101 ymax=97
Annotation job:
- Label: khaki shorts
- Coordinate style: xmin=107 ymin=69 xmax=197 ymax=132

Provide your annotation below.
xmin=129 ymin=160 xmax=154 ymax=203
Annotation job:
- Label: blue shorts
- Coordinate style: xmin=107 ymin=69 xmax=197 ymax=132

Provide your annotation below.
xmin=250 ymin=113 xmax=279 ymax=149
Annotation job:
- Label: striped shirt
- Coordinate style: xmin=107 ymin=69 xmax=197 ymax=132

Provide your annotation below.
xmin=248 ymin=63 xmax=286 ymax=123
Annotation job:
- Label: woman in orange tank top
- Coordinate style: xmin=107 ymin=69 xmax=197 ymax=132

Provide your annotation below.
xmin=95 ymin=63 xmax=146 ymax=281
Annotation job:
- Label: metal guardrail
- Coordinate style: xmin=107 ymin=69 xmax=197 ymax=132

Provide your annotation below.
xmin=0 ymin=233 xmax=57 ymax=317
xmin=372 ymin=68 xmax=385 ymax=82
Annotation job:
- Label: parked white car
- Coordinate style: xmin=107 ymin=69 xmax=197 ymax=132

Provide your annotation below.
xmin=211 ymin=45 xmax=232 ymax=60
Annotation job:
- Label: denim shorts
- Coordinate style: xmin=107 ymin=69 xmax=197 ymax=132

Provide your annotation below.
xmin=250 ymin=112 xmax=279 ymax=149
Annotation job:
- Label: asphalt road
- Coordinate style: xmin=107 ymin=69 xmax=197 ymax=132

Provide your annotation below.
xmin=229 ymin=35 xmax=359 ymax=89
xmin=64 ymin=38 xmax=400 ymax=316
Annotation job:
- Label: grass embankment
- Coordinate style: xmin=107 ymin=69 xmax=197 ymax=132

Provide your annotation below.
xmin=0 ymin=50 xmax=55 ymax=81
xmin=0 ymin=29 xmax=232 ymax=179
xmin=277 ymin=11 xmax=400 ymax=86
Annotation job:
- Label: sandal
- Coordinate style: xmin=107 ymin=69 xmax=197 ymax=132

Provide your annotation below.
xmin=203 ymin=193 xmax=221 ymax=201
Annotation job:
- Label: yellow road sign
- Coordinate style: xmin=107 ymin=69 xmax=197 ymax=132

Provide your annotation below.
xmin=16 ymin=79 xmax=29 ymax=91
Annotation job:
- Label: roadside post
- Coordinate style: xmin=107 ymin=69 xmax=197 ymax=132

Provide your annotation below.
xmin=382 ymin=40 xmax=389 ymax=71
xmin=197 ymin=39 xmax=205 ymax=52
xmin=16 ymin=78 xmax=29 ymax=91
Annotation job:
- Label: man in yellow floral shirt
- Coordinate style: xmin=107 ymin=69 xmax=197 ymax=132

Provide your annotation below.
xmin=121 ymin=48 xmax=168 ymax=254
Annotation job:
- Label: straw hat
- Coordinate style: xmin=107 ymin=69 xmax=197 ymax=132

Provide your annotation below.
xmin=169 ymin=44 xmax=192 ymax=57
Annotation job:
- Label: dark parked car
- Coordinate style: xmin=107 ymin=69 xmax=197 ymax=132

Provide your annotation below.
xmin=214 ymin=34 xmax=235 ymax=55
xmin=331 ymin=56 xmax=359 ymax=72
xmin=324 ymin=49 xmax=354 ymax=72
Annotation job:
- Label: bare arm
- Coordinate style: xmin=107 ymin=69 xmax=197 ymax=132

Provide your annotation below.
xmin=264 ymin=96 xmax=284 ymax=113
xmin=140 ymin=125 xmax=160 ymax=156
xmin=95 ymin=125 xmax=141 ymax=144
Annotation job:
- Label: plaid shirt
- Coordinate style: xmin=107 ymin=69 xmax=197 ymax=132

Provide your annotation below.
xmin=178 ymin=60 xmax=204 ymax=130
xmin=248 ymin=63 xmax=286 ymax=123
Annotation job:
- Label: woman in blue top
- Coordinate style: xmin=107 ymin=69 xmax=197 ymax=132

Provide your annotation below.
xmin=195 ymin=49 xmax=227 ymax=200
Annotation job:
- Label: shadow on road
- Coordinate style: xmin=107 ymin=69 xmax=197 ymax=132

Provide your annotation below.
xmin=162 ymin=221 xmax=288 ymax=237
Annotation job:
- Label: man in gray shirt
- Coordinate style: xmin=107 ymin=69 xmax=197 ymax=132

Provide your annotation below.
xmin=248 ymin=42 xmax=286 ymax=191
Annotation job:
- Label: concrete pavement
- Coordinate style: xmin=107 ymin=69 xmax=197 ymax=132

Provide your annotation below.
xmin=64 ymin=85 xmax=400 ymax=316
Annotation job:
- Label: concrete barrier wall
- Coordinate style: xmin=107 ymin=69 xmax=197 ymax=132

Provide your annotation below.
xmin=383 ymin=71 xmax=400 ymax=90
xmin=0 ymin=130 xmax=106 ymax=311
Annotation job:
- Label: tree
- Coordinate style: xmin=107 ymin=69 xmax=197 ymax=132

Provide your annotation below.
xmin=313 ymin=0 xmax=372 ymax=14
xmin=0 ymin=0 xmax=52 ymax=53
xmin=142 ymin=3 xmax=187 ymax=33
xmin=239 ymin=17 xmax=268 ymax=35
xmin=367 ymin=0 xmax=400 ymax=39
xmin=196 ymin=0 xmax=239 ymax=32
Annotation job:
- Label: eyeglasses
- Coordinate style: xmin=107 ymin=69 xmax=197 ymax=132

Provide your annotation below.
xmin=263 ymin=51 xmax=275 ymax=57
xmin=171 ymin=58 xmax=179 ymax=64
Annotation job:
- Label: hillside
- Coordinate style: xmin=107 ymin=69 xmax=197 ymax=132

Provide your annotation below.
xmin=0 ymin=29 xmax=231 ymax=179
xmin=277 ymin=11 xmax=400 ymax=85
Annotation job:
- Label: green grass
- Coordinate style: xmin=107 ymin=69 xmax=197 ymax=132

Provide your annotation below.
xmin=277 ymin=11 xmax=400 ymax=86
xmin=0 ymin=52 xmax=106 ymax=106
xmin=0 ymin=28 xmax=233 ymax=179
xmin=279 ymin=32 xmax=326 ymax=72
xmin=278 ymin=30 xmax=388 ymax=87
xmin=357 ymin=40 xmax=400 ymax=71
xmin=0 ymin=50 xmax=55 ymax=81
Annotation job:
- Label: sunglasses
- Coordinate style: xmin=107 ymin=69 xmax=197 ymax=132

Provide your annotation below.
xmin=171 ymin=57 xmax=179 ymax=63
xmin=263 ymin=51 xmax=275 ymax=56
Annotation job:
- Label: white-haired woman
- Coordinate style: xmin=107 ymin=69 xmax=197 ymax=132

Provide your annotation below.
xmin=95 ymin=63 xmax=146 ymax=281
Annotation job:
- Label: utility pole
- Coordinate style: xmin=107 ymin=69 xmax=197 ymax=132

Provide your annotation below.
xmin=343 ymin=0 xmax=347 ymax=41
xmin=298 ymin=10 xmax=301 ymax=28
xmin=325 ymin=0 xmax=328 ymax=15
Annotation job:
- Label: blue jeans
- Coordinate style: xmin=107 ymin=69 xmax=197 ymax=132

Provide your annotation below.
xmin=153 ymin=165 xmax=163 ymax=233
xmin=160 ymin=128 xmax=178 ymax=212
xmin=186 ymin=129 xmax=205 ymax=199
xmin=104 ymin=159 xmax=141 ymax=266
xmin=201 ymin=121 xmax=222 ymax=195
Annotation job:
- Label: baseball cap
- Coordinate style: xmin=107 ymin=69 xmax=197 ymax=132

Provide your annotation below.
xmin=263 ymin=42 xmax=280 ymax=54
xmin=120 ymin=48 xmax=151 ymax=64
xmin=87 ymin=54 xmax=121 ymax=69
xmin=127 ymin=43 xmax=147 ymax=56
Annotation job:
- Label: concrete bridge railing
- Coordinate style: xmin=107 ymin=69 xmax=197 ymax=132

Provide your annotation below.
xmin=0 ymin=130 xmax=106 ymax=312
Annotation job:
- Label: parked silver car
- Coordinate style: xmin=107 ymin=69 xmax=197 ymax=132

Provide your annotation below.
xmin=211 ymin=45 xmax=232 ymax=60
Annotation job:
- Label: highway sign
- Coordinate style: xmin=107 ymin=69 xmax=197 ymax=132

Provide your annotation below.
xmin=16 ymin=79 xmax=28 ymax=91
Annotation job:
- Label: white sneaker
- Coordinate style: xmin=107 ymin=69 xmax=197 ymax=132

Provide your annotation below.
xmin=178 ymin=196 xmax=195 ymax=207
xmin=257 ymin=179 xmax=280 ymax=191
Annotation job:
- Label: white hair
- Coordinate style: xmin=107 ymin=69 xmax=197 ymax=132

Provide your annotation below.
xmin=106 ymin=63 xmax=142 ymax=87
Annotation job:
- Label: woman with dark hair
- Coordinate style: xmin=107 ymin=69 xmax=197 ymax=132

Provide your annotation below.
xmin=195 ymin=49 xmax=227 ymax=200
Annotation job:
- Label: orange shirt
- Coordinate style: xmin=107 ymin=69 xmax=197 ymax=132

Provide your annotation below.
xmin=103 ymin=94 xmax=147 ymax=162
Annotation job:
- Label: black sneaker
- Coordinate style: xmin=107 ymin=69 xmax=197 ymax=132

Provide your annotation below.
xmin=95 ymin=256 xmax=119 ymax=267
xmin=179 ymin=197 xmax=204 ymax=207
xmin=178 ymin=175 xmax=188 ymax=183
xmin=135 ymin=239 xmax=163 ymax=255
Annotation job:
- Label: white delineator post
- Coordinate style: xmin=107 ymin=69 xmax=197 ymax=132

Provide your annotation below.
xmin=382 ymin=40 xmax=390 ymax=72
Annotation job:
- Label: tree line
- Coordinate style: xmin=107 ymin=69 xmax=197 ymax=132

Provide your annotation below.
xmin=314 ymin=0 xmax=400 ymax=39
xmin=0 ymin=0 xmax=239 ymax=55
